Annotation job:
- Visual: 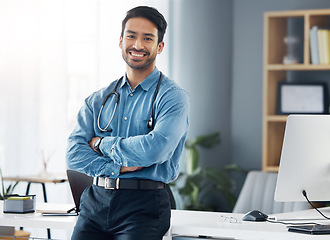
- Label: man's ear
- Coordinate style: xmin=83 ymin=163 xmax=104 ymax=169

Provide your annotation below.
xmin=157 ymin=41 xmax=165 ymax=54
xmin=119 ymin=36 xmax=123 ymax=49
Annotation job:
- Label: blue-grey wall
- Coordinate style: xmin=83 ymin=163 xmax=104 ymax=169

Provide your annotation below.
xmin=170 ymin=0 xmax=233 ymax=170
xmin=170 ymin=0 xmax=330 ymax=177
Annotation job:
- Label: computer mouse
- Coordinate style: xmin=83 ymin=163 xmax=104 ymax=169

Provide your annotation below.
xmin=242 ymin=210 xmax=268 ymax=222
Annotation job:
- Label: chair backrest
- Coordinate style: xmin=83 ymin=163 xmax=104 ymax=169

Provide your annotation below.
xmin=233 ymin=171 xmax=310 ymax=214
xmin=66 ymin=169 xmax=93 ymax=212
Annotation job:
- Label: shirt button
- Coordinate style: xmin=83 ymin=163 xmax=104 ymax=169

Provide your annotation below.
xmin=130 ymin=93 xmax=133 ymax=97
xmin=111 ymin=172 xmax=114 ymax=175
xmin=124 ymin=117 xmax=127 ymax=120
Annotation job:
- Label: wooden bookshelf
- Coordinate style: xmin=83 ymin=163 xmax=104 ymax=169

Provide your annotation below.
xmin=263 ymin=9 xmax=330 ymax=172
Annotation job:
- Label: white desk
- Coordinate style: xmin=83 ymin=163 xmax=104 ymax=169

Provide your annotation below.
xmin=1 ymin=201 xmax=330 ymax=239
xmin=0 ymin=202 xmax=77 ymax=230
xmin=170 ymin=209 xmax=330 ymax=239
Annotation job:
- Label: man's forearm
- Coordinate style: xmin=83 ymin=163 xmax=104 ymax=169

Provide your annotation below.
xmin=89 ymin=136 xmax=143 ymax=173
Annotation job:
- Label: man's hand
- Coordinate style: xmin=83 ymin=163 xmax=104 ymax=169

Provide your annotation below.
xmin=120 ymin=166 xmax=144 ymax=173
xmin=90 ymin=137 xmax=143 ymax=173
xmin=89 ymin=137 xmax=100 ymax=152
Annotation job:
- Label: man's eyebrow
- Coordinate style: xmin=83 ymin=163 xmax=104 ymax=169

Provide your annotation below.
xmin=125 ymin=30 xmax=156 ymax=38
xmin=126 ymin=30 xmax=137 ymax=35
xmin=143 ymin=33 xmax=156 ymax=38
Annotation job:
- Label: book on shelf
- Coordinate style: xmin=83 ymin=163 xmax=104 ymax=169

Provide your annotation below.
xmin=317 ymin=29 xmax=330 ymax=65
xmin=309 ymin=26 xmax=319 ymax=65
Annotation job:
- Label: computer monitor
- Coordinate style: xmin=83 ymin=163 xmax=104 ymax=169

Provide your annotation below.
xmin=275 ymin=114 xmax=330 ymax=202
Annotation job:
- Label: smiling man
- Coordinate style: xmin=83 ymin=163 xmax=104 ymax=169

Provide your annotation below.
xmin=121 ymin=19 xmax=161 ymax=69
xmin=66 ymin=6 xmax=190 ymax=240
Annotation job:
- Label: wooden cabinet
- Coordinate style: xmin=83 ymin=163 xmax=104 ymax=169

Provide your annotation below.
xmin=262 ymin=9 xmax=330 ymax=172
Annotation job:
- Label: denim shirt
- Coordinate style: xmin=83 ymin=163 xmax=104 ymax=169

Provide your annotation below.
xmin=66 ymin=68 xmax=189 ymax=184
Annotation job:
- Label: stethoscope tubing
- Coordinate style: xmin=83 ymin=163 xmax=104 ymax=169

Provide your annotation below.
xmin=97 ymin=78 xmax=122 ymax=132
xmin=97 ymin=97 xmax=118 ymax=132
xmin=97 ymin=73 xmax=162 ymax=132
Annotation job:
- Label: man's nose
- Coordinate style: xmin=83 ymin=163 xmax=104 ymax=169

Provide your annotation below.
xmin=133 ymin=38 xmax=143 ymax=50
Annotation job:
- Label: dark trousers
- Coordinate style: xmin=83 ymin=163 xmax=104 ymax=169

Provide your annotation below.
xmin=71 ymin=184 xmax=171 ymax=240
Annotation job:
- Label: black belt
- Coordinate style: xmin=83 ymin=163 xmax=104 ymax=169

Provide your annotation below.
xmin=93 ymin=177 xmax=165 ymax=190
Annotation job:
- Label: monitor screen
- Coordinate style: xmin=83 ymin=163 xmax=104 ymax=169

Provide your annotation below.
xmin=275 ymin=114 xmax=330 ymax=202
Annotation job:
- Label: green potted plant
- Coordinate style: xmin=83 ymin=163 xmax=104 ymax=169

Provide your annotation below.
xmin=0 ymin=168 xmax=19 ymax=200
xmin=171 ymin=132 xmax=245 ymax=211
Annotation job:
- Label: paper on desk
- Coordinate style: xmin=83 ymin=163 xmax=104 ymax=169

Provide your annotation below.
xmin=36 ymin=203 xmax=75 ymax=214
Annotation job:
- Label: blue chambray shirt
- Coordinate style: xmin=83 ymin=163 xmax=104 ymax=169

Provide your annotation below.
xmin=66 ymin=68 xmax=189 ymax=184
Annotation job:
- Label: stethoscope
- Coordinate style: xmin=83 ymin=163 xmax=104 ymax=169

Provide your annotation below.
xmin=97 ymin=72 xmax=163 ymax=132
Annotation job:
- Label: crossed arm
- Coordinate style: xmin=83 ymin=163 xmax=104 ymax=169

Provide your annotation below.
xmin=66 ymin=87 xmax=189 ymax=178
xmin=89 ymin=137 xmax=143 ymax=173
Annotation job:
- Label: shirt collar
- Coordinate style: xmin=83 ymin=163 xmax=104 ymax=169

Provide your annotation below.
xmin=119 ymin=67 xmax=161 ymax=91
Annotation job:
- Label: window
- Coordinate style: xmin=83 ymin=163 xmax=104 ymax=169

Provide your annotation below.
xmin=0 ymin=0 xmax=170 ymax=178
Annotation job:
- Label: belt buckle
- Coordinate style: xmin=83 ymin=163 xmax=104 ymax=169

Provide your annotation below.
xmin=104 ymin=177 xmax=120 ymax=189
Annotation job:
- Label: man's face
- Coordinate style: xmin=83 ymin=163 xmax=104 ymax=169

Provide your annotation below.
xmin=119 ymin=17 xmax=164 ymax=71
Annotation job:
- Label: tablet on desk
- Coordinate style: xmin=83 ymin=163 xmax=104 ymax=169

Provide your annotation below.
xmin=288 ymin=224 xmax=330 ymax=235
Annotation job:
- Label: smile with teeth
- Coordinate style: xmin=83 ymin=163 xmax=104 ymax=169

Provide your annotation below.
xmin=131 ymin=52 xmax=144 ymax=57
xmin=129 ymin=51 xmax=148 ymax=59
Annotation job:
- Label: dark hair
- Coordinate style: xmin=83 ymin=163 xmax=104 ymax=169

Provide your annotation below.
xmin=121 ymin=6 xmax=167 ymax=44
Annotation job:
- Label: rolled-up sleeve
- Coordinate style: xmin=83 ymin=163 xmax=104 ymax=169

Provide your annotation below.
xmin=66 ymin=97 xmax=122 ymax=177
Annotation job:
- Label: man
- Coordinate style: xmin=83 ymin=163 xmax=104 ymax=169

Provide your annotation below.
xmin=66 ymin=6 xmax=189 ymax=240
